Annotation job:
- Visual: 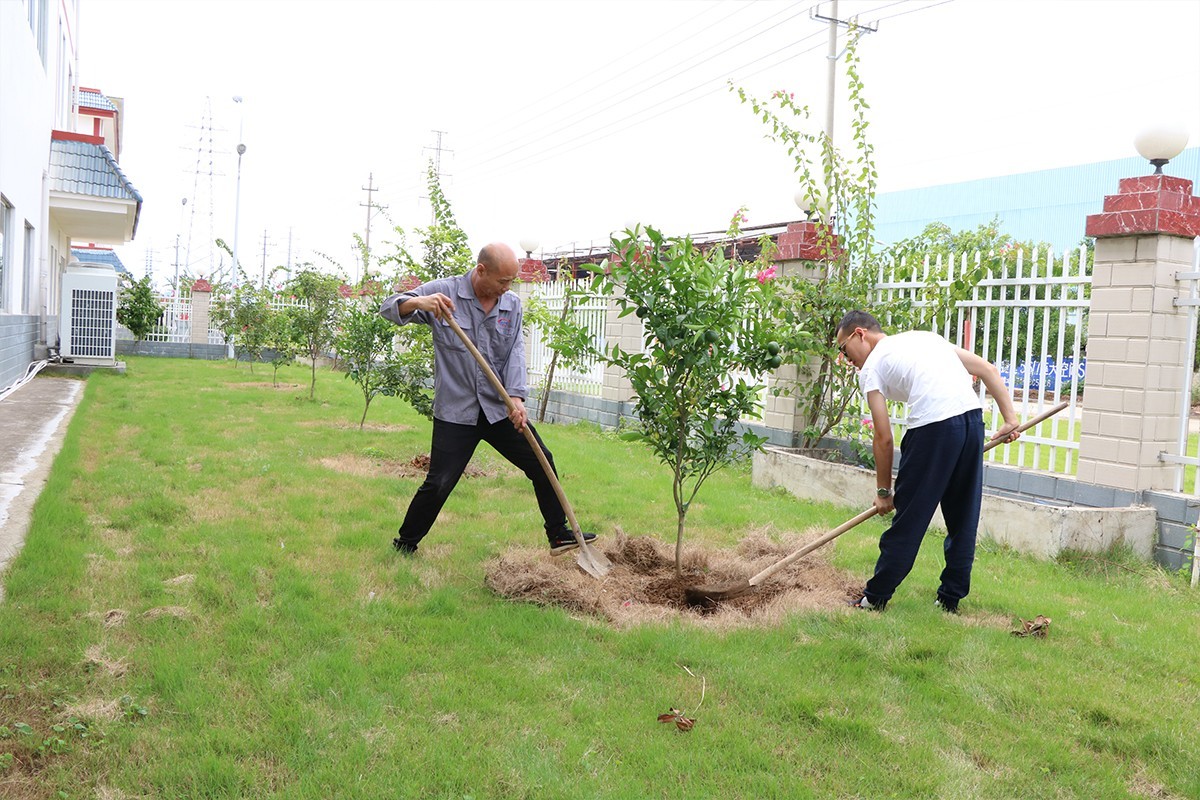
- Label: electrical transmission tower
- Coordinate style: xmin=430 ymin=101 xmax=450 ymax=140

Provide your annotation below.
xmin=183 ymin=98 xmax=222 ymax=284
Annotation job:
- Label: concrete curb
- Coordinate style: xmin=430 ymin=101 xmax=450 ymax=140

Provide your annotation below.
xmin=0 ymin=377 xmax=84 ymax=603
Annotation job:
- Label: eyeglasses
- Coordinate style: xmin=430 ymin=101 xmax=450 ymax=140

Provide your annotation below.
xmin=837 ymin=329 xmax=859 ymax=357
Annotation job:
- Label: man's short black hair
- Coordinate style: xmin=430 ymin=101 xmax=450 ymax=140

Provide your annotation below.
xmin=836 ymin=310 xmax=884 ymax=337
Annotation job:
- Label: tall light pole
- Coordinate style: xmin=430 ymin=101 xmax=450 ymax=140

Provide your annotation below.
xmin=231 ymin=96 xmax=246 ymax=283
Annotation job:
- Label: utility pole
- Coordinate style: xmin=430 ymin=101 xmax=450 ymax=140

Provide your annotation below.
xmin=360 ymin=172 xmax=387 ymax=280
xmin=286 ymin=227 xmax=294 ymax=280
xmin=173 ymin=234 xmax=181 ymax=294
xmin=422 ymin=130 xmax=453 ymax=224
xmin=812 ymin=1 xmax=877 ymax=144
xmin=259 ymin=228 xmax=273 ymax=288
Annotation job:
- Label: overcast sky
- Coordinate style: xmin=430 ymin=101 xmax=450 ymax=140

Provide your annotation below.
xmin=78 ymin=0 xmax=1200 ymax=288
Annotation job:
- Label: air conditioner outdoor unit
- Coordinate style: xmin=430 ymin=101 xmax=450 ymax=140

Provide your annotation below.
xmin=59 ymin=260 xmax=118 ymax=365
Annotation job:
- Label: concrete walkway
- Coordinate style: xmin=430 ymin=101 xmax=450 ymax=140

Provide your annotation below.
xmin=0 ymin=376 xmax=84 ymax=602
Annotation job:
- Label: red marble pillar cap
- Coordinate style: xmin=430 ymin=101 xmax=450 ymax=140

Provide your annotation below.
xmin=774 ymin=220 xmax=844 ymax=261
xmin=1085 ymin=174 xmax=1200 ymax=238
xmin=518 ymin=258 xmax=549 ymax=282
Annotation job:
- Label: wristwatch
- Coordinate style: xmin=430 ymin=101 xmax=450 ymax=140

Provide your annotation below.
xmin=876 ymin=487 xmax=892 ymax=498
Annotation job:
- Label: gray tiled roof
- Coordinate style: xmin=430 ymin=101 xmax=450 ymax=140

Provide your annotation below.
xmin=49 ymin=138 xmax=144 ymax=203
xmin=77 ymin=89 xmax=118 ymax=113
xmin=71 ymin=248 xmax=130 ymax=275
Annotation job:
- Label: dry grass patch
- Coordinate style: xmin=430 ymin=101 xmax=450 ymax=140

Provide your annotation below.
xmin=485 ymin=527 xmax=864 ymax=629
xmin=83 ymin=644 xmax=128 ymax=678
xmin=163 ymin=574 xmax=195 ymax=588
xmin=141 ymin=606 xmax=191 ymax=621
xmin=63 ymin=696 xmax=124 ymax=723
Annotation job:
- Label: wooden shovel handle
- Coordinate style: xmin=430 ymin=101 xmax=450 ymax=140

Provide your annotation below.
xmin=748 ymin=506 xmax=879 ymax=587
xmin=441 ymin=314 xmax=586 ymax=542
xmin=747 ymin=400 xmax=1072 ymax=588
xmin=983 ymin=400 xmax=1069 ymax=453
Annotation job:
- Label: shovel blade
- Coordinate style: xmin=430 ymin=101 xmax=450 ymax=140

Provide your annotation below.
xmin=574 ymin=543 xmax=612 ymax=578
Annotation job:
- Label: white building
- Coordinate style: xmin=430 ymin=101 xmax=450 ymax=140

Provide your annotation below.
xmin=0 ymin=0 xmax=142 ymax=388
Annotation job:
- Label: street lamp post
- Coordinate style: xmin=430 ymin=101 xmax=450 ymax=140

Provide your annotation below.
xmin=231 ymin=96 xmax=246 ymax=284
xmin=232 ymin=143 xmax=246 ymax=282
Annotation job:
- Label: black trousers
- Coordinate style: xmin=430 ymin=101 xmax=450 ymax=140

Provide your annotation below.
xmin=864 ymin=409 xmax=984 ymax=606
xmin=396 ymin=412 xmax=567 ymax=546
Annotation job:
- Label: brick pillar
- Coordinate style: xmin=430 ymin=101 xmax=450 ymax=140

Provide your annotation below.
xmin=760 ymin=221 xmax=845 ymax=439
xmin=601 ymin=284 xmax=640 ymax=404
xmin=189 ymin=278 xmax=213 ymax=346
xmin=1076 ymin=175 xmax=1200 ymax=491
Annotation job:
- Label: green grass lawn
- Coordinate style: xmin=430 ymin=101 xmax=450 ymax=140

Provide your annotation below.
xmin=2 ymin=357 xmax=1199 ymax=799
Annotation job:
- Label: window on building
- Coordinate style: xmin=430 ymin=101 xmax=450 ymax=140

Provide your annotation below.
xmin=0 ymin=197 xmax=11 ymax=311
xmin=24 ymin=223 xmax=36 ymax=313
xmin=26 ymin=0 xmax=48 ymax=66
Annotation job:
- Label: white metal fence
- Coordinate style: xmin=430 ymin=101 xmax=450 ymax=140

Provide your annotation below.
xmin=1157 ymin=242 xmax=1200 ymax=495
xmin=142 ymin=292 xmax=309 ymax=346
xmin=144 ymin=292 xmax=194 ymax=343
xmin=870 ymin=245 xmax=1092 ymax=477
xmin=524 ymin=281 xmax=607 ymax=396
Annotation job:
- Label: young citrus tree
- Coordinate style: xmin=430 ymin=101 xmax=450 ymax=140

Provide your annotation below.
xmin=116 ymin=275 xmax=163 ymax=342
xmin=261 ymin=303 xmax=299 ymax=387
xmin=336 ymin=285 xmax=435 ymax=427
xmin=285 ymin=267 xmax=344 ymax=399
xmin=592 ymin=225 xmax=784 ymax=576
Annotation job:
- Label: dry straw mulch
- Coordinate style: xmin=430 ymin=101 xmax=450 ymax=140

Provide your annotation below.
xmin=485 ymin=527 xmax=863 ymax=630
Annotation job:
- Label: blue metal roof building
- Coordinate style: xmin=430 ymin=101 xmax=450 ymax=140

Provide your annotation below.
xmin=874 ymin=147 xmax=1200 ymax=250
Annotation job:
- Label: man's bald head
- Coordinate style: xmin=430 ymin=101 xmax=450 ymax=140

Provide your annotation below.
xmin=473 ymin=242 xmax=520 ymax=302
xmin=478 ymin=243 xmax=518 ymax=273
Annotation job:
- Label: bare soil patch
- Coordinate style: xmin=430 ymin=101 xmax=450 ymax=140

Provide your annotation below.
xmin=485 ymin=528 xmax=864 ymax=629
xmin=296 ymin=419 xmax=415 ymax=433
xmin=319 ymin=453 xmax=494 ymax=479
xmin=222 ymin=381 xmax=306 ymax=391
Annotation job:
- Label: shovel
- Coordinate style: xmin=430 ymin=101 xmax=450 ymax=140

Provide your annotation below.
xmin=684 ymin=400 xmax=1071 ymax=607
xmin=442 ymin=313 xmax=612 ymax=579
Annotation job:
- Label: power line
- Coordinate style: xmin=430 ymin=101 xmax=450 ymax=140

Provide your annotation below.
xmin=378 ymin=0 xmax=952 ymax=209
xmin=460 ymin=2 xmax=818 ymax=171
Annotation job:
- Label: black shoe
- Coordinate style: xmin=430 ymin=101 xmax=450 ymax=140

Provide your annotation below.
xmin=393 ymin=537 xmax=418 ymax=555
xmin=547 ymin=530 xmax=597 ymax=556
xmin=934 ymin=596 xmax=959 ymax=614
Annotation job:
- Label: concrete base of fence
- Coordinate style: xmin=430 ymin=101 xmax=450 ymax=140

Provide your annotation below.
xmin=752 ymin=447 xmax=1155 ymax=561
xmin=116 ymin=340 xmax=227 ymax=360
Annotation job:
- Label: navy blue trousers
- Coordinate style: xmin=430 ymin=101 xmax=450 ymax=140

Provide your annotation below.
xmin=396 ymin=412 xmax=567 ymax=547
xmin=864 ymin=409 xmax=984 ymax=607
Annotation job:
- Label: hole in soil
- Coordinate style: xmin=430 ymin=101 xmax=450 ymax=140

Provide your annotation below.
xmin=485 ymin=528 xmax=864 ymax=629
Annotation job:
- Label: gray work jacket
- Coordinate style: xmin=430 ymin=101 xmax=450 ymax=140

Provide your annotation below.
xmin=379 ymin=270 xmax=527 ymax=425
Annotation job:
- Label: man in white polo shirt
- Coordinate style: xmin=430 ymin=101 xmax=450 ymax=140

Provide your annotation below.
xmin=834 ymin=310 xmax=1021 ymax=613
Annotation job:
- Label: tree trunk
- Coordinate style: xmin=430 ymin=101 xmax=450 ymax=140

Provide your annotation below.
xmin=538 ymin=351 xmax=558 ymax=422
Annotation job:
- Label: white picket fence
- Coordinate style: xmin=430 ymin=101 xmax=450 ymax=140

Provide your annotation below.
xmin=143 ymin=292 xmax=308 ymax=346
xmin=872 ymin=246 xmax=1092 ymax=477
xmin=523 ymin=249 xmax=1095 ymax=477
xmin=524 ymin=281 xmax=608 ymax=397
